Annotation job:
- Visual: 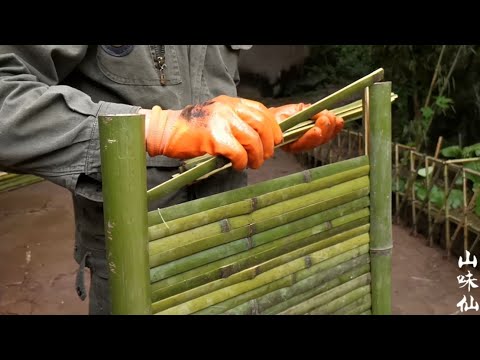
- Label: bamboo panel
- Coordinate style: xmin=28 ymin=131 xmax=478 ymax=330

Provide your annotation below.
xmin=150 ymin=197 xmax=370 ymax=282
xmin=153 ymin=232 xmax=370 ymax=314
xmin=151 ymin=218 xmax=370 ymax=303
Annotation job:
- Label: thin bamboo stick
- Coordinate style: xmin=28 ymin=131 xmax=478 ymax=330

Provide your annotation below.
xmin=279 ymin=274 xmax=371 ymax=315
xmin=200 ymin=251 xmax=370 ymax=315
xmin=149 ymin=177 xmax=369 ymax=265
xmin=154 ymin=233 xmax=370 ymax=314
xmin=150 ymin=198 xmax=370 ymax=282
xmin=97 ymin=114 xmax=151 ymax=315
xmin=148 ymin=156 xmax=368 ymax=226
xmin=368 ymin=82 xmax=392 ymax=315
xmin=148 ymin=164 xmax=369 ymax=238
xmin=152 ymin=217 xmax=369 ymax=302
xmin=445 ymin=164 xmax=451 ymax=257
xmin=278 ymin=69 xmax=384 ymax=132
xmin=151 ymin=217 xmax=370 ymax=302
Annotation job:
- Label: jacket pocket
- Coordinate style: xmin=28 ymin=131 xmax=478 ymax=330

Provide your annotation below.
xmin=96 ymin=45 xmax=182 ymax=86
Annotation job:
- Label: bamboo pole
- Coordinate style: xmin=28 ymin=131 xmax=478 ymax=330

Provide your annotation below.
xmin=98 ymin=114 xmax=151 ymax=315
xmin=279 ymin=274 xmax=371 ymax=315
xmin=445 ymin=164 xmax=451 ymax=258
xmin=278 ymin=69 xmax=384 ymax=132
xmin=148 ymin=164 xmax=369 ymax=238
xmin=149 ymin=178 xmax=369 ymax=266
xmin=148 ymin=156 xmax=368 ymax=226
xmin=150 ymin=198 xmax=370 ymax=282
xmin=368 ymin=82 xmax=392 ymax=315
xmin=151 ymin=217 xmax=370 ymax=303
xmin=154 ymin=233 xmax=370 ymax=314
xmin=201 ymin=251 xmax=370 ymax=315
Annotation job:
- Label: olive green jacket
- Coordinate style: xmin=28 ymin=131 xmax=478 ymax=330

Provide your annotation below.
xmin=0 ymin=45 xmax=252 ymax=193
xmin=0 ymin=45 xmax=252 ymax=281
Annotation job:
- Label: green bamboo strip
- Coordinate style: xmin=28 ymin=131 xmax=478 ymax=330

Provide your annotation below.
xmin=307 ymin=285 xmax=371 ymax=315
xmin=226 ymin=260 xmax=370 ymax=315
xmin=148 ymin=165 xmax=369 ymax=238
xmin=149 ymin=175 xmax=369 ymax=252
xmin=368 ymin=82 xmax=392 ymax=315
xmin=153 ymin=232 xmax=370 ymax=314
xmin=98 ymin=114 xmax=150 ymax=315
xmin=332 ymin=293 xmax=372 ymax=315
xmin=0 ymin=175 xmax=43 ymax=192
xmin=150 ymin=197 xmax=370 ymax=282
xmin=279 ymin=274 xmax=371 ymax=315
xmin=151 ymin=216 xmax=370 ymax=302
xmin=197 ymin=250 xmax=370 ymax=315
xmin=147 ymin=156 xmax=230 ymax=203
xmin=344 ymin=295 xmax=372 ymax=315
xmin=360 ymin=310 xmax=372 ymax=315
xmin=147 ymin=156 xmax=368 ymax=225
xmin=278 ymin=68 xmax=384 ymax=132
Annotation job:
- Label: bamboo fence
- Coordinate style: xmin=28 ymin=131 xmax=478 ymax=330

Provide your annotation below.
xmin=97 ymin=71 xmax=393 ymax=315
xmin=299 ymin=128 xmax=480 ymax=259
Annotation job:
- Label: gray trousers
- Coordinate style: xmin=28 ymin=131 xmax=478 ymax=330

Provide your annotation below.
xmin=73 ymin=167 xmax=247 ymax=315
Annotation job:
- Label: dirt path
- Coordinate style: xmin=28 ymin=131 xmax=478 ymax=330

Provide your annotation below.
xmin=1 ymin=151 xmax=479 ymax=315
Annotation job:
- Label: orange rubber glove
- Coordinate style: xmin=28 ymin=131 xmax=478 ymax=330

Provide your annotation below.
xmin=268 ymin=103 xmax=344 ymax=153
xmin=144 ymin=95 xmax=284 ymax=171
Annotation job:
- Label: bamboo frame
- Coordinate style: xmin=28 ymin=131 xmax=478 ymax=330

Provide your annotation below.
xmin=97 ymin=72 xmax=395 ymax=315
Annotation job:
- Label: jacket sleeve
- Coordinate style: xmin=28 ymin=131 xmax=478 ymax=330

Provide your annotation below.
xmin=0 ymin=45 xmax=141 ymax=191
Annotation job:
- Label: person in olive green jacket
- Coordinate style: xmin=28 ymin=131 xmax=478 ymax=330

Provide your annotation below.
xmin=0 ymin=45 xmax=343 ymax=314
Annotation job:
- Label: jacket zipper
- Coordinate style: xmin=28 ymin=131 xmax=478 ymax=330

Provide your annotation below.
xmin=154 ymin=45 xmax=167 ymax=85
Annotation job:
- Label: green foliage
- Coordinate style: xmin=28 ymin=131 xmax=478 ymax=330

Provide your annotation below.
xmin=441 ymin=145 xmax=463 ymax=158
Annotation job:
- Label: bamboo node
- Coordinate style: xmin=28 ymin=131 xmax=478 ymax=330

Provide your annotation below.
xmin=250 ymin=197 xmax=259 ymax=212
xmin=304 ymin=255 xmax=312 ymax=269
xmin=220 ymin=265 xmax=235 ymax=279
xmin=246 ymin=236 xmax=254 ymax=250
xmin=303 ymin=170 xmax=313 ymax=183
xmin=156 ymin=208 xmax=170 ymax=229
xmin=369 ymin=246 xmax=393 ymax=257
xmin=252 ymin=299 xmax=260 ymax=315
xmin=247 ymin=223 xmax=257 ymax=236
xmin=220 ymin=219 xmax=231 ymax=233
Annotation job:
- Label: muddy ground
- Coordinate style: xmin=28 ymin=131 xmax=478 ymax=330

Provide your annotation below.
xmin=1 ymin=151 xmax=479 ymax=315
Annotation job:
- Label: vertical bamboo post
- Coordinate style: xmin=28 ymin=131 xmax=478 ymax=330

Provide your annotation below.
xmin=410 ymin=151 xmax=417 ymax=236
xmin=394 ymin=144 xmax=400 ymax=225
xmin=368 ymin=82 xmax=392 ymax=315
xmin=463 ymin=168 xmax=468 ymax=257
xmin=444 ymin=164 xmax=451 ymax=258
xmin=425 ymin=157 xmax=432 ymax=246
xmin=98 ymin=114 xmax=151 ymax=315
